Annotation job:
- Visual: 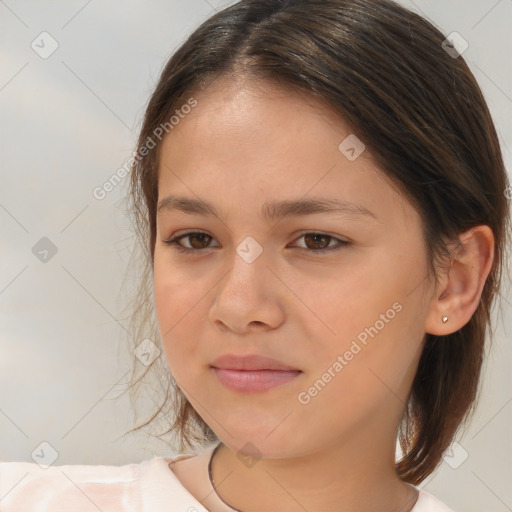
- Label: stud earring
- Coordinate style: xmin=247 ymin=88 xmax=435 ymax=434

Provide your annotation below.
xmin=442 ymin=315 xmax=448 ymax=323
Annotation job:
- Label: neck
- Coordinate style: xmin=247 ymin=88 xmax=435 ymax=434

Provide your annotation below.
xmin=209 ymin=422 xmax=418 ymax=512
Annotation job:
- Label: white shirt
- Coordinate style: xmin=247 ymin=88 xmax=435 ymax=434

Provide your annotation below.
xmin=0 ymin=443 xmax=455 ymax=511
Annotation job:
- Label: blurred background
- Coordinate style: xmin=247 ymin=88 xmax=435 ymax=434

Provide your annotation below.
xmin=1 ymin=1 xmax=511 ymax=510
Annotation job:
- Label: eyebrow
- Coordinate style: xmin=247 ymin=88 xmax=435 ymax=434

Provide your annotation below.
xmin=156 ymin=195 xmax=377 ymax=222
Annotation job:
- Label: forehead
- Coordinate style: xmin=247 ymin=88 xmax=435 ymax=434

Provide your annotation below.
xmin=159 ymin=78 xmax=361 ymax=182
xmin=156 ymin=77 xmax=418 ymax=230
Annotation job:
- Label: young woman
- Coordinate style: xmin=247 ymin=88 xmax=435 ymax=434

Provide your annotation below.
xmin=1 ymin=1 xmax=509 ymax=511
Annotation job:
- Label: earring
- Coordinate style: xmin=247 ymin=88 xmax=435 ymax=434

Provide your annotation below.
xmin=442 ymin=315 xmax=448 ymax=323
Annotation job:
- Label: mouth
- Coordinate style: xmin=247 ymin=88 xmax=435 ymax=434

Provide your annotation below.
xmin=211 ymin=367 xmax=302 ymax=392
xmin=210 ymin=353 xmax=300 ymax=371
xmin=210 ymin=353 xmax=302 ymax=392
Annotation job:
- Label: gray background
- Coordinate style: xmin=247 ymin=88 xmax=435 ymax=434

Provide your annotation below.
xmin=0 ymin=1 xmax=511 ymax=511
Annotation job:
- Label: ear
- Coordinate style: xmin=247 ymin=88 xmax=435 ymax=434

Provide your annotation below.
xmin=425 ymin=225 xmax=495 ymax=336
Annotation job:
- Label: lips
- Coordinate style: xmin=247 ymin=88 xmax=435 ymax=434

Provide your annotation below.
xmin=210 ymin=353 xmax=300 ymax=371
xmin=212 ymin=368 xmax=301 ymax=392
xmin=210 ymin=353 xmax=302 ymax=392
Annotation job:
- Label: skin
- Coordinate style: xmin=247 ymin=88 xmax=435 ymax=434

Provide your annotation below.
xmin=153 ymin=75 xmax=494 ymax=512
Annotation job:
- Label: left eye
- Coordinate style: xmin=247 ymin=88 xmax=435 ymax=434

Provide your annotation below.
xmin=291 ymin=232 xmax=349 ymax=252
xmin=162 ymin=231 xmax=350 ymax=253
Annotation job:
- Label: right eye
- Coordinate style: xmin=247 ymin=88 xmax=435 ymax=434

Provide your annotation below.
xmin=162 ymin=231 xmax=219 ymax=252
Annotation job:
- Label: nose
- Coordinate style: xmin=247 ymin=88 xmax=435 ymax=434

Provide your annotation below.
xmin=208 ymin=238 xmax=286 ymax=334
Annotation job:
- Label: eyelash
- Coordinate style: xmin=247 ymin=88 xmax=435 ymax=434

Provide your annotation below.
xmin=162 ymin=231 xmax=350 ymax=254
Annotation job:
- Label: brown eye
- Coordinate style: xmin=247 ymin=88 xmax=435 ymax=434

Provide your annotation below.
xmin=163 ymin=231 xmax=219 ymax=252
xmin=291 ymin=232 xmax=349 ymax=253
xmin=186 ymin=233 xmax=213 ymax=249
xmin=303 ymin=233 xmax=331 ymax=250
xmin=163 ymin=231 xmax=349 ymax=254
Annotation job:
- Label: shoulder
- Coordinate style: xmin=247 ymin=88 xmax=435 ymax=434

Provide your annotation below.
xmin=0 ymin=455 xmax=208 ymax=512
xmin=0 ymin=458 xmax=142 ymax=511
xmin=412 ymin=489 xmax=457 ymax=512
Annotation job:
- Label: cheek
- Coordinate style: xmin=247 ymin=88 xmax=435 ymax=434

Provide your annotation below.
xmin=306 ymin=253 xmax=427 ymax=399
xmin=153 ymin=255 xmax=208 ymax=378
xmin=153 ymin=252 xmax=205 ymax=328
xmin=297 ymin=254 xmax=397 ymax=349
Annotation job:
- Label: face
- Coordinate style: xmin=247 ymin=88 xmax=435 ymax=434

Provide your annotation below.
xmin=153 ymin=76 xmax=436 ymax=458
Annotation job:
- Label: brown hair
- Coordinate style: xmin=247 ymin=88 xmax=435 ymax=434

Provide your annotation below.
xmin=121 ymin=0 xmax=511 ymax=485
